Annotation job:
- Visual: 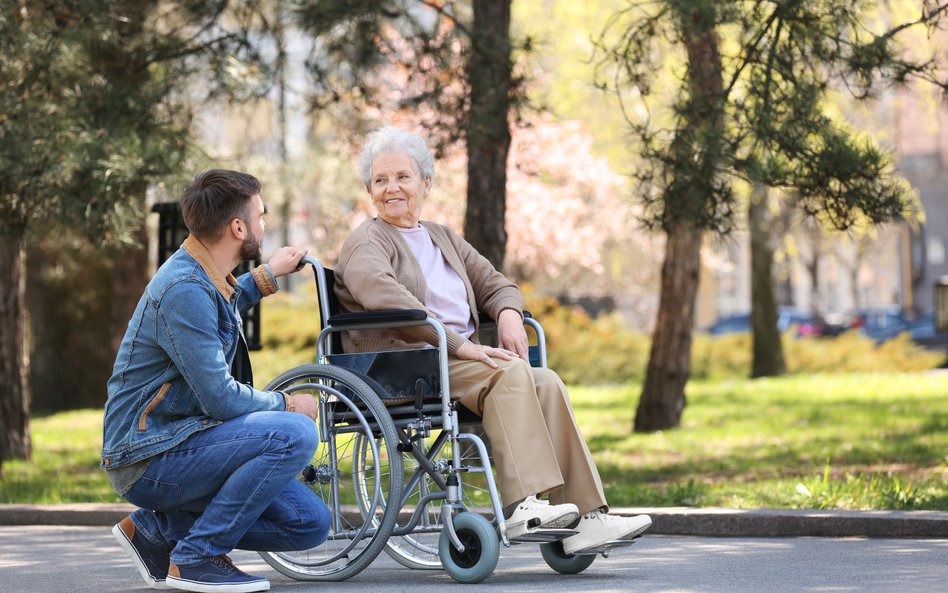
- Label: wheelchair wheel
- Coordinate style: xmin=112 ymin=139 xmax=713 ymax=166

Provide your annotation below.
xmin=438 ymin=511 xmax=499 ymax=583
xmin=540 ymin=541 xmax=596 ymax=574
xmin=258 ymin=364 xmax=403 ymax=581
xmin=377 ymin=429 xmax=496 ymax=570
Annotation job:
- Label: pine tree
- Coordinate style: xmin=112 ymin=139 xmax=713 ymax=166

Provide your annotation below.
xmin=0 ymin=0 xmax=271 ymax=469
xmin=595 ymin=0 xmax=948 ymax=431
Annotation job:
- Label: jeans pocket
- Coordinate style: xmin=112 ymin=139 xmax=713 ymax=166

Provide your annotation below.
xmin=125 ymin=475 xmax=182 ymax=512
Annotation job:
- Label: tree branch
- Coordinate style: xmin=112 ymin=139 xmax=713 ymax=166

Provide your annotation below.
xmin=723 ymin=4 xmax=780 ymax=99
xmin=877 ymin=1 xmax=948 ymax=42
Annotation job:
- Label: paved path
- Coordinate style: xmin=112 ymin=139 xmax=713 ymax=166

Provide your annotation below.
xmin=2 ymin=525 xmax=947 ymax=593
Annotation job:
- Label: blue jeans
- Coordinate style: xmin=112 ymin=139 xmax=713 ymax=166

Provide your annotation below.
xmin=123 ymin=411 xmax=330 ymax=567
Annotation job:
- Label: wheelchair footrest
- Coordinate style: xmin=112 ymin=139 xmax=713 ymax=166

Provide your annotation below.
xmin=570 ymin=536 xmax=641 ymax=556
xmin=507 ymin=527 xmax=577 ymax=544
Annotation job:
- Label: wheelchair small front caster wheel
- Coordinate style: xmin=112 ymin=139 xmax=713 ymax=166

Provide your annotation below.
xmin=540 ymin=541 xmax=596 ymax=575
xmin=439 ymin=512 xmax=499 ymax=583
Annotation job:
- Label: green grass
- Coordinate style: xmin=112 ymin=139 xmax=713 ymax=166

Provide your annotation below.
xmin=0 ymin=409 xmax=120 ymax=503
xmin=577 ymin=373 xmax=948 ymax=510
xmin=2 ymin=372 xmax=945 ymax=509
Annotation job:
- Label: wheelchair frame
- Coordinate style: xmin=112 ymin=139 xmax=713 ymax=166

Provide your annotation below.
xmin=258 ymin=256 xmax=593 ymax=583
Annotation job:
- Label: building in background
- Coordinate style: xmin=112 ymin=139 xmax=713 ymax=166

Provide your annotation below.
xmin=895 ymin=87 xmax=948 ymax=317
xmin=699 ymin=80 xmax=948 ymax=332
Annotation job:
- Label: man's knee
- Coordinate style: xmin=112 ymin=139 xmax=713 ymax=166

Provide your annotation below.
xmin=274 ymin=413 xmax=319 ymax=465
xmin=293 ymin=495 xmax=332 ymax=549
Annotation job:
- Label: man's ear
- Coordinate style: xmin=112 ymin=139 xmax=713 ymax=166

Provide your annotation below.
xmin=229 ymin=217 xmax=246 ymax=240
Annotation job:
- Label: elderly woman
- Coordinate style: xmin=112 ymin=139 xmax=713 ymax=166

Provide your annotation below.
xmin=334 ymin=126 xmax=651 ymax=555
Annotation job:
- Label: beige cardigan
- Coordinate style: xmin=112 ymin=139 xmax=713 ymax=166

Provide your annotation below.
xmin=334 ymin=218 xmax=523 ymax=355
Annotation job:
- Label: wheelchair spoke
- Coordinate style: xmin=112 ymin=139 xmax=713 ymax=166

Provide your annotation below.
xmin=257 ymin=364 xmax=403 ymax=581
xmin=379 ymin=428 xmax=497 ymax=570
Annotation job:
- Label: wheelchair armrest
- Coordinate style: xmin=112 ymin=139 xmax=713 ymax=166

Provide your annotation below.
xmin=475 ymin=310 xmax=546 ymax=368
xmin=477 ymin=310 xmax=533 ymax=324
xmin=328 ymin=309 xmax=428 ymax=327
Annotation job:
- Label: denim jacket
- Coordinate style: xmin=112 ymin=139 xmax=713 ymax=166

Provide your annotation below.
xmin=100 ymin=236 xmax=285 ymax=470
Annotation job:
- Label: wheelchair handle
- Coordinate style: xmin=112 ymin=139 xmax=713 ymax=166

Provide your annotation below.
xmin=299 ymin=255 xmax=320 ymax=272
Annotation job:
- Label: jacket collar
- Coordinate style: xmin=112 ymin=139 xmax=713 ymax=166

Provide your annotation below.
xmin=183 ymin=235 xmax=237 ymax=301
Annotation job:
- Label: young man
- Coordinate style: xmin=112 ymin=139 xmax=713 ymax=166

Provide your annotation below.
xmin=101 ymin=170 xmax=326 ymax=593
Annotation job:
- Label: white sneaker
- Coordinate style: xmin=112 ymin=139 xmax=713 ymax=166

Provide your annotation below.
xmin=562 ymin=511 xmax=652 ymax=555
xmin=506 ymin=496 xmax=580 ymax=532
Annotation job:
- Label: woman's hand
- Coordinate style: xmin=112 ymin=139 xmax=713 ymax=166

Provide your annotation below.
xmin=455 ymin=342 xmax=519 ymax=369
xmin=267 ymin=246 xmax=309 ymax=277
xmin=497 ymin=309 xmax=529 ymax=362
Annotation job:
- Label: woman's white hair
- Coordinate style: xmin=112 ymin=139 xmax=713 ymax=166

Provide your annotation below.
xmin=358 ymin=126 xmax=435 ymax=188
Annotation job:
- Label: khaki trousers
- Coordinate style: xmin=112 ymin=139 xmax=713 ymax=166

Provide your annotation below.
xmin=448 ymin=357 xmax=607 ymax=513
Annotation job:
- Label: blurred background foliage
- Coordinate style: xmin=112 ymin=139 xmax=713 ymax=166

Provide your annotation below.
xmin=249 ymin=292 xmax=943 ymax=389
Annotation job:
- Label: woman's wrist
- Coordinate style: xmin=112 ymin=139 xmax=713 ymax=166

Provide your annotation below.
xmin=498 ymin=307 xmax=523 ymax=322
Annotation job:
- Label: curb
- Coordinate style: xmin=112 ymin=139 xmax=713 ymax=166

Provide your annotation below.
xmin=0 ymin=503 xmax=134 ymax=527
xmin=612 ymin=507 xmax=948 ymax=538
xmin=2 ymin=503 xmax=947 ymax=538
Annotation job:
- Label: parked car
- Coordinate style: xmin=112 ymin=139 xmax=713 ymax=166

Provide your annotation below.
xmin=850 ymin=307 xmax=948 ymax=353
xmin=704 ymin=307 xmax=830 ymax=337
xmin=705 ymin=313 xmax=752 ymax=336
xmin=851 ymin=306 xmax=911 ymax=344
xmin=706 ymin=306 xmax=947 ymax=353
xmin=906 ymin=313 xmax=948 ymax=353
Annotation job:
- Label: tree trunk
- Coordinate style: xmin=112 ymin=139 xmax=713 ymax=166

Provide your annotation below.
xmin=0 ymin=228 xmax=32 ymax=471
xmin=635 ymin=223 xmax=702 ymax=432
xmin=849 ymin=249 xmax=861 ymax=312
xmin=275 ymin=0 xmax=293 ymax=291
xmin=749 ymin=182 xmax=785 ymax=377
xmin=634 ymin=4 xmax=723 ymax=432
xmin=807 ymin=245 xmax=822 ymax=318
xmin=463 ymin=0 xmax=512 ymax=271
xmin=28 ymin=231 xmax=114 ymax=412
xmin=110 ymin=192 xmax=150 ymax=361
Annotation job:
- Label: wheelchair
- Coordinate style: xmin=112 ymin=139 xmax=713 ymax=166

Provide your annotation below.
xmin=258 ymin=256 xmax=613 ymax=583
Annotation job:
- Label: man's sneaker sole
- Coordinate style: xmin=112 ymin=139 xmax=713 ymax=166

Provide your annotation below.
xmin=111 ymin=523 xmax=171 ymax=590
xmin=165 ymin=575 xmax=270 ymax=593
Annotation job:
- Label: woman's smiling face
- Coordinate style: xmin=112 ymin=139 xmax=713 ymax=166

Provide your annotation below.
xmin=368 ymin=152 xmax=430 ymax=228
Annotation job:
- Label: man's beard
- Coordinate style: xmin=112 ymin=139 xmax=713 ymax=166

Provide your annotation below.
xmin=239 ymin=232 xmax=262 ymax=261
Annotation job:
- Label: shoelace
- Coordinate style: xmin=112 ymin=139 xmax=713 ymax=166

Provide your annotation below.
xmin=581 ymin=510 xmax=609 ymax=523
xmin=210 ymin=555 xmax=237 ymax=573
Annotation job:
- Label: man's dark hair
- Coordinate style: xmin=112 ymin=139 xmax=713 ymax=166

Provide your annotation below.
xmin=180 ymin=170 xmax=261 ymax=242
